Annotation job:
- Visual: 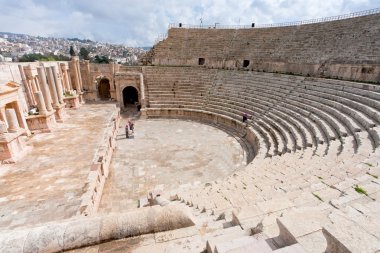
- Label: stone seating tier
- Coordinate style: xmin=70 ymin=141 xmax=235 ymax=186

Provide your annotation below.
xmin=140 ymin=66 xmax=380 ymax=252
xmin=145 ymin=69 xmax=378 ymax=154
xmin=152 ymin=13 xmax=380 ymax=82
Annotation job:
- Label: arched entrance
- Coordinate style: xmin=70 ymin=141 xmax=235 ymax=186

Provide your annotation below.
xmin=122 ymin=86 xmax=138 ymax=106
xmin=98 ymin=78 xmax=111 ymax=100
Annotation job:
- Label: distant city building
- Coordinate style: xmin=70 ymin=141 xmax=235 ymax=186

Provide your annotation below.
xmin=0 ymin=32 xmax=147 ymax=64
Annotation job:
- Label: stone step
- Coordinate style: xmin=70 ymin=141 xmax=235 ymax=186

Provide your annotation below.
xmin=221 ymin=239 xmax=273 ymax=253
xmin=214 ymin=236 xmax=262 ymax=253
xmin=323 ymin=210 xmax=380 ymax=253
xmin=273 ymin=243 xmax=306 ymax=253
xmin=206 ymin=226 xmax=249 ymax=253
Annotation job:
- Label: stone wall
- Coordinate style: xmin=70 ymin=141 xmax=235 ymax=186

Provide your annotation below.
xmin=152 ymin=13 xmax=380 ymax=82
xmin=83 ymin=63 xmax=118 ymax=101
xmin=77 ymin=106 xmax=120 ymax=216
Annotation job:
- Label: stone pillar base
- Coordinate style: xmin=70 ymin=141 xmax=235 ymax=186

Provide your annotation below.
xmin=0 ymin=129 xmax=27 ymax=163
xmin=26 ymin=111 xmax=56 ymax=133
xmin=140 ymin=108 xmax=148 ymax=119
xmin=63 ymin=95 xmax=81 ymax=109
xmin=79 ymin=92 xmax=85 ymax=104
xmin=53 ymin=103 xmax=68 ymax=123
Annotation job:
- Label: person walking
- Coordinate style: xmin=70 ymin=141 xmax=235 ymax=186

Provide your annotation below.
xmin=125 ymin=123 xmax=129 ymax=138
xmin=128 ymin=120 xmax=135 ymax=134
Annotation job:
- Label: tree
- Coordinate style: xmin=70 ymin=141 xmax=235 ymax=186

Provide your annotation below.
xmin=93 ymin=55 xmax=111 ymax=64
xmin=69 ymin=46 xmax=76 ymax=56
xmin=79 ymin=47 xmax=90 ymax=60
xmin=18 ymin=53 xmax=70 ymax=62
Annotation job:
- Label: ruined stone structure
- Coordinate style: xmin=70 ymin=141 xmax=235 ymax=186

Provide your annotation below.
xmin=0 ymin=9 xmax=380 ymax=253
xmin=152 ymin=12 xmax=380 ymax=82
xmin=0 ymin=82 xmax=29 ymax=163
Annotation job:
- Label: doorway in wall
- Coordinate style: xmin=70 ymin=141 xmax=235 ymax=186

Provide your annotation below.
xmin=122 ymin=86 xmax=138 ymax=106
xmin=98 ymin=78 xmax=111 ymax=100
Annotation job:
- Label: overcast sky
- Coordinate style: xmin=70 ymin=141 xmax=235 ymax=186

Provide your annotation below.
xmin=0 ymin=0 xmax=378 ymax=46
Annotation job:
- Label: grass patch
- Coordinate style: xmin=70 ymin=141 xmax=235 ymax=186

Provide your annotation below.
xmin=317 ymin=176 xmax=323 ymax=180
xmin=354 ymin=185 xmax=368 ymax=196
xmin=243 ymin=186 xmax=247 ymax=190
xmin=366 ymin=172 xmax=378 ymax=179
xmin=312 ymin=193 xmax=323 ymax=202
xmin=364 ymin=162 xmax=374 ymax=167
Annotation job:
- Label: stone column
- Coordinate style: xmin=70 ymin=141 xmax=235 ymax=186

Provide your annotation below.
xmin=31 ymin=77 xmax=39 ymax=93
xmin=76 ymin=61 xmax=83 ymax=91
xmin=46 ymin=67 xmax=60 ymax=107
xmin=0 ymin=107 xmax=8 ymax=128
xmin=34 ymin=91 xmax=48 ymax=115
xmin=18 ymin=65 xmax=35 ymax=106
xmin=0 ymin=121 xmax=8 ymax=135
xmin=139 ymin=73 xmax=146 ymax=107
xmin=5 ymin=108 xmax=19 ymax=133
xmin=37 ymin=67 xmax=53 ymax=112
xmin=61 ymin=63 xmax=72 ymax=91
xmin=13 ymin=101 xmax=28 ymax=131
xmin=70 ymin=60 xmax=81 ymax=92
xmin=60 ymin=63 xmax=68 ymax=92
xmin=52 ymin=66 xmax=64 ymax=104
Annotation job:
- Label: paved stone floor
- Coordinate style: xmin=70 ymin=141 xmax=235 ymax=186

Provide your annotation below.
xmin=98 ymin=116 xmax=246 ymax=213
xmin=0 ymin=104 xmax=117 ymax=229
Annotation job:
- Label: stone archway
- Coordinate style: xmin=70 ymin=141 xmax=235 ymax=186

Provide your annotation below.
xmin=98 ymin=78 xmax=111 ymax=100
xmin=122 ymin=86 xmax=139 ymax=106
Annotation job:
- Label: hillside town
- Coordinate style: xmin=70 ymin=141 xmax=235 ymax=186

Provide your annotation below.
xmin=0 ymin=32 xmax=148 ymax=65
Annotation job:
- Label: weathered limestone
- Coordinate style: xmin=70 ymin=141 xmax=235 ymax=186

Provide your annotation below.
xmin=26 ymin=91 xmax=56 ymax=132
xmin=77 ymin=108 xmax=120 ymax=216
xmin=63 ymin=91 xmax=80 ymax=109
xmin=36 ymin=67 xmax=53 ymax=112
xmin=52 ymin=66 xmax=64 ymax=104
xmin=0 ymin=205 xmax=194 ymax=253
xmin=18 ymin=64 xmax=35 ymax=106
xmin=34 ymin=91 xmax=47 ymax=115
xmin=5 ymin=108 xmax=19 ymax=133
xmin=0 ymin=82 xmax=29 ymax=162
xmin=152 ymin=13 xmax=380 ymax=82
xmin=60 ymin=63 xmax=72 ymax=91
xmin=139 ymin=73 xmax=145 ymax=107
xmin=114 ymin=71 xmax=142 ymax=111
xmin=45 ymin=66 xmax=60 ymax=107
xmin=46 ymin=66 xmax=66 ymax=122
xmin=69 ymin=57 xmax=85 ymax=104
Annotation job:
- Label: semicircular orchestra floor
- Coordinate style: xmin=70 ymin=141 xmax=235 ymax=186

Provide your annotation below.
xmin=98 ymin=116 xmax=247 ymax=213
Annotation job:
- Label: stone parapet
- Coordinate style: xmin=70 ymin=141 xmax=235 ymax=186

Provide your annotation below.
xmin=77 ymin=106 xmax=121 ymax=216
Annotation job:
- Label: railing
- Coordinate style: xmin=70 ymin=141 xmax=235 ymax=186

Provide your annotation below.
xmin=168 ymin=7 xmax=380 ymax=29
xmin=154 ymin=33 xmax=168 ymax=44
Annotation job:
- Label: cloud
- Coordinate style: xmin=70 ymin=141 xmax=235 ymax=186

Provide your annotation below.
xmin=0 ymin=0 xmax=378 ymax=46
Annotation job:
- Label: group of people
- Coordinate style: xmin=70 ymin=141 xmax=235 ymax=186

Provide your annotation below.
xmin=125 ymin=120 xmax=135 ymax=138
